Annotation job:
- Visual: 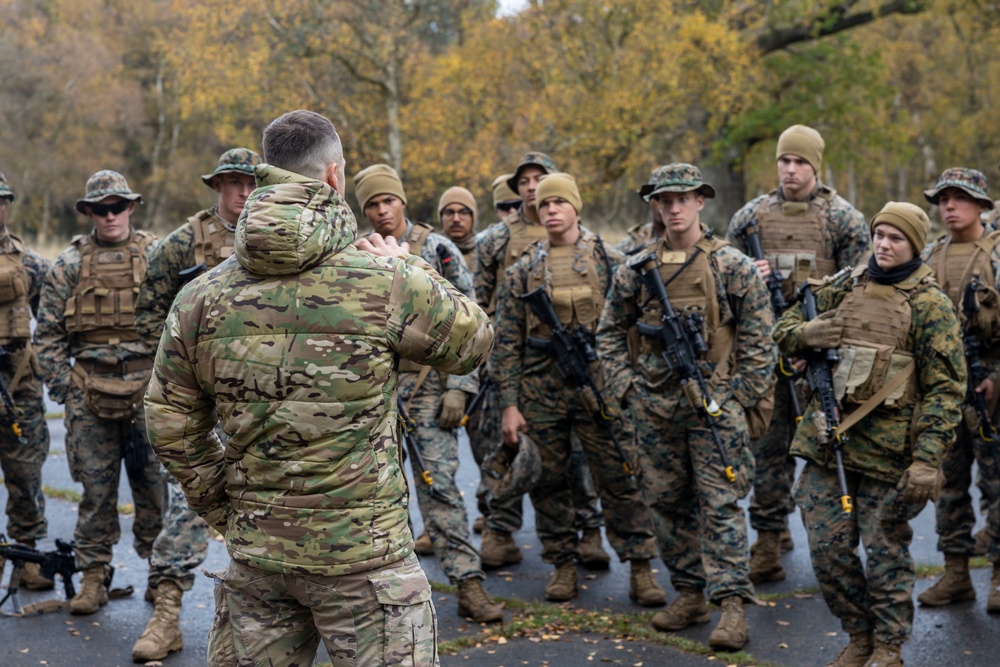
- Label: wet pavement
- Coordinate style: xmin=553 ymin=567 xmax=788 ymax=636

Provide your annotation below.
xmin=0 ymin=420 xmax=996 ymax=666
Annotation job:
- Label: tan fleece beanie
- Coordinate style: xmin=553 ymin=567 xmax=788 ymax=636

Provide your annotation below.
xmin=353 ymin=164 xmax=407 ymax=210
xmin=870 ymin=201 xmax=929 ymax=253
xmin=438 ymin=186 xmax=478 ymax=228
xmin=776 ymin=124 xmax=825 ymax=174
xmin=535 ymin=173 xmax=582 ymax=213
xmin=491 ymin=174 xmax=519 ymax=207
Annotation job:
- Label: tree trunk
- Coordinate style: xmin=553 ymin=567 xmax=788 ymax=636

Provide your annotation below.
xmin=700 ymin=162 xmax=748 ymax=235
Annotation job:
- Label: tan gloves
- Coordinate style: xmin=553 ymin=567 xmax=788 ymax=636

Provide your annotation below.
xmin=802 ymin=311 xmax=844 ymax=349
xmin=897 ymin=460 xmax=944 ymax=506
xmin=437 ymin=389 xmax=468 ymax=429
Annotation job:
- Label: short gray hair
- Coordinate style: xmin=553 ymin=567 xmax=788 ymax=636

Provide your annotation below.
xmin=262 ymin=110 xmax=345 ymax=180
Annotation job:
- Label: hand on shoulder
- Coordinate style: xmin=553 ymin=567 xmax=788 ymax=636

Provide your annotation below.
xmin=355 ymin=233 xmax=411 ymax=260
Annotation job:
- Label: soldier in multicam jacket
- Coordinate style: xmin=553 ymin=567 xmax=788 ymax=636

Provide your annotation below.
xmin=916 ymin=168 xmax=1000 ymax=615
xmin=0 ymin=172 xmax=53 ymax=591
xmin=145 ymin=110 xmax=493 ymax=666
xmin=476 ymin=153 xmax=608 ymax=571
xmin=130 ymin=148 xmax=260 ymax=662
xmin=493 ymin=172 xmax=664 ymax=607
xmin=597 ymin=164 xmax=775 ymax=651
xmin=775 ymin=202 xmax=965 ymax=667
xmin=35 ymin=170 xmax=165 ymax=616
xmin=352 ymin=163 xmax=503 ymax=623
xmin=614 ymin=166 xmax=667 ymax=256
xmin=726 ymin=124 xmax=870 ymax=585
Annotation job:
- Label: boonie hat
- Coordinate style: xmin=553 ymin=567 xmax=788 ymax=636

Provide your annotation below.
xmin=642 ymin=163 xmax=716 ymax=202
xmin=201 ymin=148 xmax=262 ymax=187
xmin=923 ymin=167 xmax=994 ymax=210
xmin=0 ymin=173 xmax=13 ymax=201
xmin=75 ymin=170 xmax=142 ymax=214
xmin=506 ymin=152 xmax=558 ymax=193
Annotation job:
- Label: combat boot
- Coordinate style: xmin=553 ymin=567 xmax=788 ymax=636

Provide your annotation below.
xmin=917 ymin=554 xmax=975 ymax=606
xmin=862 ymin=640 xmax=903 ymax=667
xmin=544 ymin=561 xmax=579 ymax=602
xmin=650 ymin=587 xmax=710 ymax=631
xmin=578 ymin=528 xmax=611 ymax=570
xmin=987 ymin=565 xmax=1000 ymax=614
xmin=826 ymin=632 xmax=874 ymax=667
xmin=972 ymin=527 xmax=991 ymax=557
xmin=414 ymin=531 xmax=434 ymax=556
xmin=779 ymin=526 xmax=795 ymax=553
xmin=17 ymin=542 xmax=54 ymax=591
xmin=456 ymin=578 xmax=504 ymax=623
xmin=472 ymin=515 xmax=485 ymax=534
xmin=628 ymin=559 xmax=666 ymax=607
xmin=749 ymin=530 xmax=786 ymax=584
xmin=70 ymin=565 xmax=109 ymax=615
xmin=479 ymin=528 xmax=522 ymax=568
xmin=708 ymin=596 xmax=749 ymax=651
xmin=132 ymin=580 xmax=184 ymax=661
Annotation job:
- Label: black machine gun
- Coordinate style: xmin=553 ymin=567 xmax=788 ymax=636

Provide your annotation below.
xmin=0 ymin=346 xmax=26 ymax=444
xmin=798 ymin=283 xmax=852 ymax=514
xmin=741 ymin=224 xmax=802 ymax=424
xmin=519 ymin=286 xmax=635 ymax=482
xmin=629 ymin=253 xmax=734 ymax=483
xmin=962 ymin=273 xmax=999 ymax=442
xmin=0 ymin=536 xmax=79 ymax=615
xmin=396 ymin=395 xmax=445 ymax=500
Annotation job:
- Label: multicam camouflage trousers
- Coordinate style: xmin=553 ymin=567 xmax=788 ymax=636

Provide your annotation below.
xmin=632 ymin=385 xmax=755 ymax=602
xmin=749 ymin=376 xmax=798 ymax=532
xmin=0 ymin=366 xmax=49 ymax=543
xmin=208 ymin=553 xmax=438 ymax=667
xmin=519 ymin=374 xmax=658 ymax=566
xmin=474 ymin=373 xmax=603 ymax=535
xmin=935 ymin=414 xmax=1000 ymax=563
xmin=63 ymin=380 xmax=165 ymax=571
xmin=399 ymin=372 xmax=483 ymax=584
xmin=148 ymin=477 xmax=210 ymax=591
xmin=794 ymin=462 xmax=921 ymax=646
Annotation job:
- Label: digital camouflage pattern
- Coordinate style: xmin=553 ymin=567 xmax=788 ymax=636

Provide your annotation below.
xmin=596 ymin=227 xmax=776 ymax=602
xmin=209 ymin=554 xmax=438 ymax=666
xmin=641 ymin=163 xmax=716 ymax=201
xmin=0 ymin=172 xmax=14 ymax=200
xmin=614 ymin=221 xmax=660 ymax=256
xmin=492 ymin=231 xmax=658 ymax=566
xmin=74 ymin=170 xmax=142 ymax=213
xmin=201 ymin=148 xmax=261 ymax=187
xmin=145 ymin=164 xmax=493 ymax=577
xmin=773 ymin=267 xmax=965 ymax=483
xmin=0 ymin=228 xmax=51 ymax=544
xmin=924 ymin=167 xmax=994 ymax=208
xmin=148 ymin=477 xmax=210 ymax=591
xmin=727 ymin=182 xmax=869 ymax=534
xmin=35 ymin=227 xmax=165 ymax=571
xmin=505 ymin=152 xmax=558 ymax=192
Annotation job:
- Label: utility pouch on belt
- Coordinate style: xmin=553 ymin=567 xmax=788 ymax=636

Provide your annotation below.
xmin=71 ymin=364 xmax=149 ymax=421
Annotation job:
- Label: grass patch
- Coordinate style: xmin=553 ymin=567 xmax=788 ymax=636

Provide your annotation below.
xmin=45 ymin=411 xmax=64 ymax=420
xmin=42 ymin=485 xmax=80 ymax=504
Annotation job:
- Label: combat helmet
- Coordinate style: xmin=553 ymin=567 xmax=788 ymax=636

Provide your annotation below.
xmin=481 ymin=434 xmax=542 ymax=506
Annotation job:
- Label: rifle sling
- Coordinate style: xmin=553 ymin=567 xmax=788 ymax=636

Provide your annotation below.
xmin=836 ymin=359 xmax=916 ymax=436
xmin=405 ymin=365 xmax=434 ymax=415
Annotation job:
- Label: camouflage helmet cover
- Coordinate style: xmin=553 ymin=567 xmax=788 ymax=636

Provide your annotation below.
xmin=923 ymin=167 xmax=994 ymax=210
xmin=641 ymin=163 xmax=716 ymax=203
xmin=75 ymin=170 xmax=142 ymax=214
xmin=506 ymin=152 xmax=558 ymax=193
xmin=201 ymin=148 xmax=262 ymax=188
xmin=481 ymin=433 xmax=542 ymax=505
xmin=0 ymin=172 xmax=13 ymax=201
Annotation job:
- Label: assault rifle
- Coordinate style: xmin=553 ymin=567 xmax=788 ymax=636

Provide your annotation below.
xmin=520 ymin=286 xmax=635 ymax=482
xmin=629 ymin=253 xmax=734 ymax=483
xmin=120 ymin=419 xmax=149 ymax=489
xmin=396 ymin=395 xmax=445 ymax=500
xmin=0 ymin=346 xmax=25 ymax=444
xmin=798 ymin=283 xmax=853 ymax=514
xmin=0 ymin=536 xmax=79 ymax=615
xmin=740 ymin=225 xmax=803 ymax=424
xmin=962 ymin=273 xmax=999 ymax=442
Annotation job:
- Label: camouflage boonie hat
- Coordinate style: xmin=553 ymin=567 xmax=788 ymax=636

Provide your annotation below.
xmin=481 ymin=433 xmax=542 ymax=505
xmin=0 ymin=172 xmax=13 ymax=201
xmin=923 ymin=167 xmax=994 ymax=210
xmin=75 ymin=170 xmax=142 ymax=214
xmin=506 ymin=152 xmax=558 ymax=192
xmin=642 ymin=163 xmax=716 ymax=202
xmin=201 ymin=148 xmax=262 ymax=188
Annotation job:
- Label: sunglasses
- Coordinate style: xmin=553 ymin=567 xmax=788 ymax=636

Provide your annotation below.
xmin=497 ymin=202 xmax=520 ymax=212
xmin=89 ymin=200 xmax=131 ymax=217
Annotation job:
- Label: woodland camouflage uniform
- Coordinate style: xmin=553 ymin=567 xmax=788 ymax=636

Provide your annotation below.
xmin=146 ymin=163 xmax=493 ymax=665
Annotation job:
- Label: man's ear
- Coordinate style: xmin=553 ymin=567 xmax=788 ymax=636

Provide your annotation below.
xmin=325 ymin=162 xmax=342 ymax=193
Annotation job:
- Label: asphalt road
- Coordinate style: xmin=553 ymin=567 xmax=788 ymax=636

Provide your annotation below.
xmin=0 ymin=419 xmax=996 ymax=667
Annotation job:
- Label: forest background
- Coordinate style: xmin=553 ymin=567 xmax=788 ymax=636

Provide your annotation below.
xmin=0 ymin=0 xmax=993 ymax=253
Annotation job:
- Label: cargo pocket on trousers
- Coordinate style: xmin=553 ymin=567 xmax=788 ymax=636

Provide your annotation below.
xmin=368 ymin=557 xmax=437 ymax=666
xmin=207 ymin=569 xmax=239 ymax=667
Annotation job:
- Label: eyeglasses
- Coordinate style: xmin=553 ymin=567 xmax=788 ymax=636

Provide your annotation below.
xmin=496 ymin=202 xmax=520 ymax=212
xmin=89 ymin=200 xmax=131 ymax=217
xmin=441 ymin=208 xmax=473 ymax=219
